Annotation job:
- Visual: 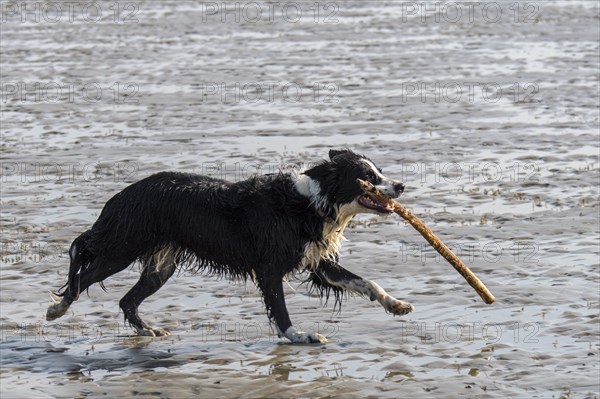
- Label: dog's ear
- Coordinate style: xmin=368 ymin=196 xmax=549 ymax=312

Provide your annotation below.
xmin=329 ymin=149 xmax=352 ymax=160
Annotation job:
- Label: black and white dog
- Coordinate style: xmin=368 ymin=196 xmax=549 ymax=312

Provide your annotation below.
xmin=47 ymin=149 xmax=414 ymax=343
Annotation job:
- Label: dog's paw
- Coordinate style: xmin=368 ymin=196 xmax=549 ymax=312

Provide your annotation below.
xmin=292 ymin=332 xmax=327 ymax=344
xmin=150 ymin=327 xmax=171 ymax=337
xmin=135 ymin=327 xmax=171 ymax=337
xmin=46 ymin=300 xmax=70 ymax=321
xmin=283 ymin=327 xmax=327 ymax=344
xmin=305 ymin=332 xmax=328 ymax=344
xmin=386 ymin=299 xmax=415 ymax=316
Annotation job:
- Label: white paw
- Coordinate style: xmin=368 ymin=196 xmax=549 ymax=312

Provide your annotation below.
xmin=46 ymin=300 xmax=70 ymax=321
xmin=283 ymin=327 xmax=327 ymax=344
xmin=367 ymin=281 xmax=414 ymax=316
xmin=384 ymin=298 xmax=415 ymax=316
xmin=134 ymin=326 xmax=171 ymax=337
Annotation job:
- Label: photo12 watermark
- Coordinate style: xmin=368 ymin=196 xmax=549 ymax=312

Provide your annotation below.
xmin=1 ymin=82 xmax=139 ymax=104
xmin=0 ymin=1 xmax=140 ymax=23
xmin=1 ymin=322 xmax=125 ymax=343
xmin=199 ymin=2 xmax=339 ymax=24
xmin=1 ymin=241 xmax=66 ymax=265
xmin=197 ymin=81 xmax=339 ymax=104
xmin=398 ymin=240 xmax=540 ymax=265
xmin=399 ymin=321 xmax=541 ymax=344
xmin=398 ymin=82 xmax=539 ymax=104
xmin=397 ymin=161 xmax=540 ymax=184
xmin=399 ymin=2 xmax=540 ymax=23
xmin=193 ymin=161 xmax=309 ymax=182
xmin=1 ymin=161 xmax=140 ymax=183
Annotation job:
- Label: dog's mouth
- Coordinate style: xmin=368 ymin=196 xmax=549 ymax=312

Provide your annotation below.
xmin=358 ymin=194 xmax=394 ymax=213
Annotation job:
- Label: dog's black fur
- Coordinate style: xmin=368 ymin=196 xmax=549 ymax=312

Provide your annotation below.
xmin=47 ymin=149 xmax=414 ymax=343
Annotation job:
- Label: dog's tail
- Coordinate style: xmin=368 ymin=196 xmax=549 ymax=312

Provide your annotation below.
xmin=56 ymin=230 xmax=95 ymax=301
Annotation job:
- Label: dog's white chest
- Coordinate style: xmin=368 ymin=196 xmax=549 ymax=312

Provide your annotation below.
xmin=299 ymin=214 xmax=355 ymax=270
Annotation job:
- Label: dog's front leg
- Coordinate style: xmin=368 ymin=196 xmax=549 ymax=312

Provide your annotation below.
xmin=258 ymin=276 xmax=327 ymax=344
xmin=316 ymin=261 xmax=414 ymax=316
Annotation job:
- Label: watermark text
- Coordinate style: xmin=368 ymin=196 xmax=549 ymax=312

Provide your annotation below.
xmin=1 ymin=1 xmax=140 ymax=23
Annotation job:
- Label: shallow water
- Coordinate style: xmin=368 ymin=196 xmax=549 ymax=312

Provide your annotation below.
xmin=1 ymin=1 xmax=599 ymax=398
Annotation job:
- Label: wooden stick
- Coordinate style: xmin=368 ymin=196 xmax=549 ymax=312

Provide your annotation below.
xmin=356 ymin=178 xmax=495 ymax=304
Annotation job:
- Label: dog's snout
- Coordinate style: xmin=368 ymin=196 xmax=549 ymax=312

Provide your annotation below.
xmin=377 ymin=180 xmax=405 ymax=198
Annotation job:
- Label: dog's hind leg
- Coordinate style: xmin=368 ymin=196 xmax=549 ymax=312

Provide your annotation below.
xmin=47 ymin=253 xmax=134 ymax=321
xmin=257 ymin=274 xmax=327 ymax=344
xmin=313 ymin=261 xmax=414 ymax=316
xmin=119 ymin=257 xmax=176 ymax=337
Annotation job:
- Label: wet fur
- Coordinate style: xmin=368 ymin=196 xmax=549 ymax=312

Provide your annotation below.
xmin=48 ymin=149 xmax=412 ymax=343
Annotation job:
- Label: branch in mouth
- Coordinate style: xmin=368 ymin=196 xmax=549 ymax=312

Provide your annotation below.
xmin=355 ymin=178 xmax=496 ymax=305
xmin=358 ymin=194 xmax=394 ymax=213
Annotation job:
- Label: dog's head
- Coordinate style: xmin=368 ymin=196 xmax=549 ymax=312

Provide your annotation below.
xmin=298 ymin=149 xmax=405 ymax=218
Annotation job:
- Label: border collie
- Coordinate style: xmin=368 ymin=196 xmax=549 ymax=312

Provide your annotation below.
xmin=47 ymin=149 xmax=414 ymax=343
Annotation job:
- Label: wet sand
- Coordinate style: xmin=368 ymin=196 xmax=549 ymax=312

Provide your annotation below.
xmin=1 ymin=1 xmax=599 ymax=398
